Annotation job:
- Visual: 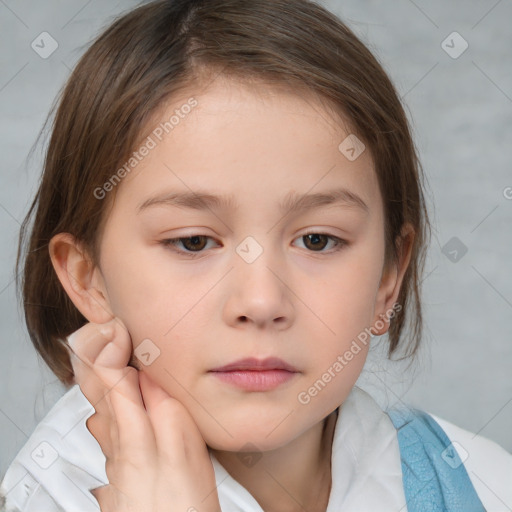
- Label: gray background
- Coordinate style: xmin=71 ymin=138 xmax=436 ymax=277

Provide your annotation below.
xmin=1 ymin=0 xmax=511 ymax=482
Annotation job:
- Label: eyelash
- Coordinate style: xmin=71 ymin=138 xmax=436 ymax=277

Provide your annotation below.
xmin=160 ymin=231 xmax=348 ymax=259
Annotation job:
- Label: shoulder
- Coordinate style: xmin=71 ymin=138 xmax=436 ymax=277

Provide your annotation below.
xmin=428 ymin=412 xmax=512 ymax=512
xmin=0 ymin=384 xmax=108 ymax=512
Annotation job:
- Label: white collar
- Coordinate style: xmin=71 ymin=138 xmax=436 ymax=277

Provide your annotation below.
xmin=0 ymin=385 xmax=406 ymax=512
xmin=209 ymin=385 xmax=407 ymax=512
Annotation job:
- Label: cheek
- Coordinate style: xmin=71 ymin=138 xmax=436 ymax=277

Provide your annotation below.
xmin=102 ymin=244 xmax=187 ymax=319
xmin=101 ymin=249 xmax=212 ymax=366
xmin=294 ymin=249 xmax=382 ymax=383
xmin=299 ymin=251 xmax=383 ymax=332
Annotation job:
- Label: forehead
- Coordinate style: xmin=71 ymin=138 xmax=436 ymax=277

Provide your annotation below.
xmin=109 ymin=76 xmax=381 ymax=219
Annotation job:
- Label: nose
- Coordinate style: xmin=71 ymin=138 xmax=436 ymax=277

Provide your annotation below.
xmin=222 ymin=246 xmax=295 ymax=331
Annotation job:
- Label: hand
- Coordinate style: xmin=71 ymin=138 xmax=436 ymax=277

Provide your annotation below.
xmin=65 ymin=318 xmax=221 ymax=512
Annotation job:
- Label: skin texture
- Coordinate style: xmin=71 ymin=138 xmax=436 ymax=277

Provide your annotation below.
xmin=50 ymin=76 xmax=413 ymax=512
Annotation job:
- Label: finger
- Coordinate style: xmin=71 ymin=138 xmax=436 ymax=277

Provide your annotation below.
xmin=63 ymin=320 xmax=119 ymax=409
xmin=82 ymin=364 xmax=148 ymax=460
xmin=109 ymin=368 xmax=157 ymax=461
xmin=139 ymin=370 xmax=171 ymax=413
xmin=65 ymin=317 xmax=131 ymax=379
xmin=94 ymin=317 xmax=133 ymax=370
xmin=92 ymin=318 xmax=145 ymax=410
xmin=139 ymin=372 xmax=206 ymax=462
xmin=86 ymin=412 xmax=115 ymax=460
xmin=85 ymin=368 xmax=155 ymax=475
xmin=65 ymin=319 xmax=146 ymax=458
xmin=68 ymin=347 xmax=115 ymax=416
xmin=64 ymin=321 xmax=156 ymax=480
xmin=66 ymin=318 xmax=118 ymax=364
xmin=67 ymin=318 xmax=142 ymax=411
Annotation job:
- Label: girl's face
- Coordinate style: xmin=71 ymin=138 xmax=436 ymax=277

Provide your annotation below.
xmin=93 ymin=77 xmax=396 ymax=452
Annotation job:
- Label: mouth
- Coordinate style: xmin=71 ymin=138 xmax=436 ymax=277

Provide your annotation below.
xmin=208 ymin=357 xmax=299 ymax=391
xmin=209 ymin=356 xmax=298 ymax=372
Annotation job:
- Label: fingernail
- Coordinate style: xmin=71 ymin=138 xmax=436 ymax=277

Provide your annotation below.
xmin=99 ymin=322 xmax=115 ymax=339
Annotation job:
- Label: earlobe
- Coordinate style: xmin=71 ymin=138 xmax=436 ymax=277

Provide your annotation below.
xmin=49 ymin=233 xmax=114 ymax=324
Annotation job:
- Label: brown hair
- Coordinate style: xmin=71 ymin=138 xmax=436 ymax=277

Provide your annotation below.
xmin=17 ymin=0 xmax=432 ymax=387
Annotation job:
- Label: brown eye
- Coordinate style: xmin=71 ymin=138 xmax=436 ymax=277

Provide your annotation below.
xmin=302 ymin=233 xmax=329 ymax=251
xmin=179 ymin=236 xmax=208 ymax=251
xmin=294 ymin=232 xmax=347 ymax=253
xmin=161 ymin=235 xmax=217 ymax=258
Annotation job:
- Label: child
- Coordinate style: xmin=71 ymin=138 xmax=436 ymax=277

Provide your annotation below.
xmin=1 ymin=0 xmax=511 ymax=510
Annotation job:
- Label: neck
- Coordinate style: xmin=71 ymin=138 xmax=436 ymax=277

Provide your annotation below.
xmin=210 ymin=408 xmax=339 ymax=512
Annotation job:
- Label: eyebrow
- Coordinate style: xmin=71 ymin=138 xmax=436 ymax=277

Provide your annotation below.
xmin=137 ymin=186 xmax=369 ymax=215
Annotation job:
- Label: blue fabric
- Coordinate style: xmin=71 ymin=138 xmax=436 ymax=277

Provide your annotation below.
xmin=386 ymin=406 xmax=486 ymax=512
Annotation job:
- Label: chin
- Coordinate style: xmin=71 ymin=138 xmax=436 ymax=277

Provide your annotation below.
xmin=198 ymin=413 xmax=308 ymax=454
xmin=205 ymin=432 xmax=295 ymax=454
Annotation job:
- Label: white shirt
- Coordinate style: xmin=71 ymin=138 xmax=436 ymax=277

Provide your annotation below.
xmin=1 ymin=384 xmax=511 ymax=512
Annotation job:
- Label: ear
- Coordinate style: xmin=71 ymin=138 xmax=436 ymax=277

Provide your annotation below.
xmin=371 ymin=223 xmax=415 ymax=336
xmin=49 ymin=232 xmax=114 ymax=324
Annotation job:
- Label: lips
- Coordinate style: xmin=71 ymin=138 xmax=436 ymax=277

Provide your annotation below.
xmin=209 ymin=357 xmax=299 ymax=391
xmin=209 ymin=356 xmax=298 ymax=373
